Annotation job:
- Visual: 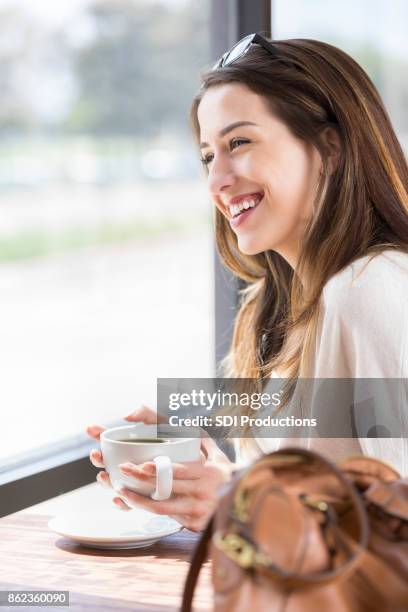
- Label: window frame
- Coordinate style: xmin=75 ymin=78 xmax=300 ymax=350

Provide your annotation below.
xmin=213 ymin=0 xmax=272 ymax=369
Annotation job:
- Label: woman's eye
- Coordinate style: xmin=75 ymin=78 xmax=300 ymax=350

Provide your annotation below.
xmin=200 ymin=153 xmax=214 ymax=166
xmin=199 ymin=138 xmax=249 ymax=166
xmin=230 ymin=138 xmax=249 ymax=150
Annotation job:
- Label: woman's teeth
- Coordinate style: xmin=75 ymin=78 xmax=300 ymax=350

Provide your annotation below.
xmin=229 ymin=196 xmax=263 ymax=218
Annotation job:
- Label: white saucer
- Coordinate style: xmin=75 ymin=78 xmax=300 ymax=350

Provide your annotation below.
xmin=48 ymin=508 xmax=183 ymax=549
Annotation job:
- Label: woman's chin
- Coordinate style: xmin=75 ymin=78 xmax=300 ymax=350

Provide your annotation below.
xmin=236 ymin=237 xmax=265 ymax=256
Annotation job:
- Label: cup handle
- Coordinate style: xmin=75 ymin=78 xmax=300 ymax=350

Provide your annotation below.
xmin=151 ymin=455 xmax=173 ymax=501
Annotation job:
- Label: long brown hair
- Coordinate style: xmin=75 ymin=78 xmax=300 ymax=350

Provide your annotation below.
xmin=190 ymin=38 xmax=408 ymax=391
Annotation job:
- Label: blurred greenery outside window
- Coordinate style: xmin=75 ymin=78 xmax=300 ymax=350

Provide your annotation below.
xmin=0 ymin=0 xmax=213 ymax=464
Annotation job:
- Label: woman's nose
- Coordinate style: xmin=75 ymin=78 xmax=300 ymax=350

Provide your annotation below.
xmin=207 ymin=158 xmax=236 ymax=197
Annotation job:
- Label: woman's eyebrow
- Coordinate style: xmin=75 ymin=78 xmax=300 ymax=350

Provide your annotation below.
xmin=200 ymin=121 xmax=258 ymax=149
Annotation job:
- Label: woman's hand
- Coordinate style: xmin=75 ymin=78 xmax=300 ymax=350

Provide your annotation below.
xmin=86 ymin=405 xmax=233 ymax=532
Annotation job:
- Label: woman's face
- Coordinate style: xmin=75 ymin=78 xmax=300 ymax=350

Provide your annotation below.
xmin=197 ymin=83 xmax=323 ymax=266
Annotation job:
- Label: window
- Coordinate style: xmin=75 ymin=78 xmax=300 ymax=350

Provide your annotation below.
xmin=272 ymin=0 xmax=408 ymax=149
xmin=0 ymin=0 xmax=213 ymax=470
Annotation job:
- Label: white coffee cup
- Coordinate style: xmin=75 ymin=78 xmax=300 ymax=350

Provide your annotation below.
xmin=100 ymin=423 xmax=201 ymax=501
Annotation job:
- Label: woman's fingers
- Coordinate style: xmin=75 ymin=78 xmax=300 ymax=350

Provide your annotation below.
xmin=123 ymin=405 xmax=168 ymax=424
xmin=95 ymin=459 xmax=206 ymax=495
xmin=112 ymin=497 xmax=132 ymax=511
xmin=86 ymin=425 xmax=106 ymax=440
xmin=96 ymin=470 xmax=111 ymax=489
xmin=169 ymin=514 xmax=208 ymax=533
xmin=119 ymin=462 xmax=201 ymax=497
xmin=90 ymin=449 xmax=105 ymax=468
xmin=201 ymin=436 xmax=231 ymax=465
xmin=93 ymin=469 xmax=132 ymax=511
xmin=122 ymin=405 xmax=158 ymax=423
xmin=169 ymin=478 xmax=202 ymax=497
xmin=140 ymin=459 xmax=205 ymax=480
xmin=113 ymin=483 xmax=213 ymax=530
xmin=118 ymin=463 xmax=155 ymax=485
xmin=87 ymin=405 xmax=163 ymax=440
xmin=115 ymin=486 xmax=202 ymax=517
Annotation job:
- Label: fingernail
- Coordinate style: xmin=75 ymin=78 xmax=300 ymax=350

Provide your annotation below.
xmin=97 ymin=474 xmax=109 ymax=489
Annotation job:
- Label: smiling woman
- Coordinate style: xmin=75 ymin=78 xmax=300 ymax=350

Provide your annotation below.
xmin=190 ymin=34 xmax=408 ymax=472
xmin=88 ymin=33 xmax=408 ymax=534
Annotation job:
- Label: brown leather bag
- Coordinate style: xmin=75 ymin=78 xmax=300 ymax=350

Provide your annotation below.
xmin=181 ymin=448 xmax=408 ymax=612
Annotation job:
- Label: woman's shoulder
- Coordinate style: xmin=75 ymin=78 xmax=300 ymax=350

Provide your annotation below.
xmin=314 ymin=249 xmax=407 ymax=377
xmin=321 ymin=249 xmax=408 ymax=311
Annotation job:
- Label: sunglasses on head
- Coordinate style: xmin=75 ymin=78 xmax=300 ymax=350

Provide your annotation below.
xmin=213 ymin=33 xmax=288 ymax=70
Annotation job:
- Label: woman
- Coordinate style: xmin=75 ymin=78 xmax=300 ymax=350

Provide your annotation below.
xmin=87 ymin=34 xmax=408 ymax=531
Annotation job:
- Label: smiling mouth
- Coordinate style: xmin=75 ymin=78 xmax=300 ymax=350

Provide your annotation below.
xmin=228 ymin=194 xmax=263 ymax=219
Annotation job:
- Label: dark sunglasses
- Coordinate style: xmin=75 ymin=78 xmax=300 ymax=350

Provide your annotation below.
xmin=213 ymin=33 xmax=286 ymax=70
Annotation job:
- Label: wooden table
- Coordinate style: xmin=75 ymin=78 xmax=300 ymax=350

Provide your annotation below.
xmin=0 ymin=484 xmax=211 ymax=611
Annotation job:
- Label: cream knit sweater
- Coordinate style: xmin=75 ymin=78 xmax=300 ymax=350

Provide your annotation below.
xmin=243 ymin=250 xmax=408 ymax=476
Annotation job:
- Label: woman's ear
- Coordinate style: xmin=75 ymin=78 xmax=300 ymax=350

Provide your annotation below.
xmin=320 ymin=126 xmax=341 ymax=174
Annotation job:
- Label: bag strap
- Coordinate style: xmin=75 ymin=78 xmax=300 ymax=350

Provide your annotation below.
xmin=181 ymin=517 xmax=213 ymax=612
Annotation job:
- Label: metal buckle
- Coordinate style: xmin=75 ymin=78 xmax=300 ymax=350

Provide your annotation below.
xmin=213 ymin=533 xmax=255 ymax=569
xmin=300 ymin=494 xmax=329 ymax=513
xmin=231 ymin=487 xmax=250 ymax=522
xmin=213 ymin=532 xmax=274 ymax=570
